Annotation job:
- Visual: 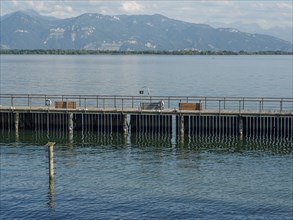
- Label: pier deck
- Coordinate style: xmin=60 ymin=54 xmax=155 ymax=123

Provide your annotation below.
xmin=1 ymin=105 xmax=293 ymax=116
xmin=0 ymin=94 xmax=292 ymax=137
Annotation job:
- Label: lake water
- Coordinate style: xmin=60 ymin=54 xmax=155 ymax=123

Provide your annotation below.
xmin=0 ymin=55 xmax=292 ymax=97
xmin=0 ymin=55 xmax=292 ymax=219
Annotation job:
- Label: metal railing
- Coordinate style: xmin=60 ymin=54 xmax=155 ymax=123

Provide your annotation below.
xmin=0 ymin=94 xmax=292 ymax=113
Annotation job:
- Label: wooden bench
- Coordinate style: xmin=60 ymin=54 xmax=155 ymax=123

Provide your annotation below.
xmin=140 ymin=102 xmax=163 ymax=110
xmin=179 ymin=103 xmax=202 ymax=111
xmin=55 ymin=101 xmax=77 ymax=109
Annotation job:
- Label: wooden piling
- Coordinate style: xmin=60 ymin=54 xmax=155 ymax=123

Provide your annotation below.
xmin=68 ymin=112 xmax=73 ymax=132
xmin=180 ymin=115 xmax=185 ymax=137
xmin=68 ymin=113 xmax=73 ymax=142
xmin=14 ymin=112 xmax=19 ymax=132
xmin=49 ymin=177 xmax=55 ymax=208
xmin=47 ymin=142 xmax=56 ymax=180
xmin=15 ymin=112 xmax=19 ymax=140
xmin=238 ymin=116 xmax=243 ymax=137
xmin=123 ymin=114 xmax=128 ymax=135
xmin=48 ymin=141 xmax=55 ymax=208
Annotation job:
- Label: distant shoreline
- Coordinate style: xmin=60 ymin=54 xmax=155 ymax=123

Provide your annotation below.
xmin=0 ymin=49 xmax=292 ymax=55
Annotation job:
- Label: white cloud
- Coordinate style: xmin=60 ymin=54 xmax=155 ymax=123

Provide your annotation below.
xmin=1 ymin=1 xmax=74 ymax=18
xmin=1 ymin=0 xmax=292 ymax=29
xmin=121 ymin=1 xmax=144 ymax=13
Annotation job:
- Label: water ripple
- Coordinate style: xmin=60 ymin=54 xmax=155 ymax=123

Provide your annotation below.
xmin=1 ymin=131 xmax=292 ymax=219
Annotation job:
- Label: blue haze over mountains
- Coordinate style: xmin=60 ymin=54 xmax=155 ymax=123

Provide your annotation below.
xmin=0 ymin=10 xmax=292 ymax=52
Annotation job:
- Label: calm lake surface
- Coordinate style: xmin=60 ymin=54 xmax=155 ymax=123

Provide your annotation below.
xmin=0 ymin=55 xmax=292 ymax=219
xmin=0 ymin=55 xmax=292 ymax=97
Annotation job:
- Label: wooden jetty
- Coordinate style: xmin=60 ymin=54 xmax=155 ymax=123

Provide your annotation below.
xmin=0 ymin=94 xmax=292 ymax=138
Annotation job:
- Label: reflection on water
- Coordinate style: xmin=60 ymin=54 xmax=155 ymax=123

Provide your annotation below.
xmin=48 ymin=178 xmax=54 ymax=209
xmin=0 ymin=130 xmax=291 ymax=155
xmin=185 ymin=135 xmax=292 ymax=155
xmin=1 ymin=130 xmax=292 ymax=219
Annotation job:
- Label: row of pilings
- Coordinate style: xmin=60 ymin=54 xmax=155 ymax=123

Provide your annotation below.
xmin=0 ymin=111 xmax=292 ymax=138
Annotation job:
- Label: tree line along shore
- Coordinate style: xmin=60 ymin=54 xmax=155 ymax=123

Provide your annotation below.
xmin=0 ymin=49 xmax=292 ymax=55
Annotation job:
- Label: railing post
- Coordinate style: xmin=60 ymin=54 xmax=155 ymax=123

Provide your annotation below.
xmin=11 ymin=95 xmax=14 ymax=107
xmin=27 ymin=94 xmax=30 ymax=107
xmin=114 ymin=96 xmax=116 ymax=109
xmin=259 ymin=101 xmax=262 ymax=112
xmin=97 ymin=96 xmax=99 ymax=108
xmin=168 ymin=97 xmax=170 ymax=109
xmin=239 ymin=100 xmax=241 ymax=113
xmin=280 ymin=99 xmax=283 ymax=112
xmin=132 ymin=96 xmax=134 ymax=108
xmin=218 ymin=100 xmax=221 ymax=113
xmin=224 ymin=97 xmax=226 ymax=109
xmin=122 ymin=99 xmax=124 ymax=111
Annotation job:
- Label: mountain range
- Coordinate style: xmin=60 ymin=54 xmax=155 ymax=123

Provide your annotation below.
xmin=1 ymin=10 xmax=292 ymax=52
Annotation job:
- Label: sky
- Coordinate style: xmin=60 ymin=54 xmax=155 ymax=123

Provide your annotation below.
xmin=0 ymin=0 xmax=292 ymax=30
